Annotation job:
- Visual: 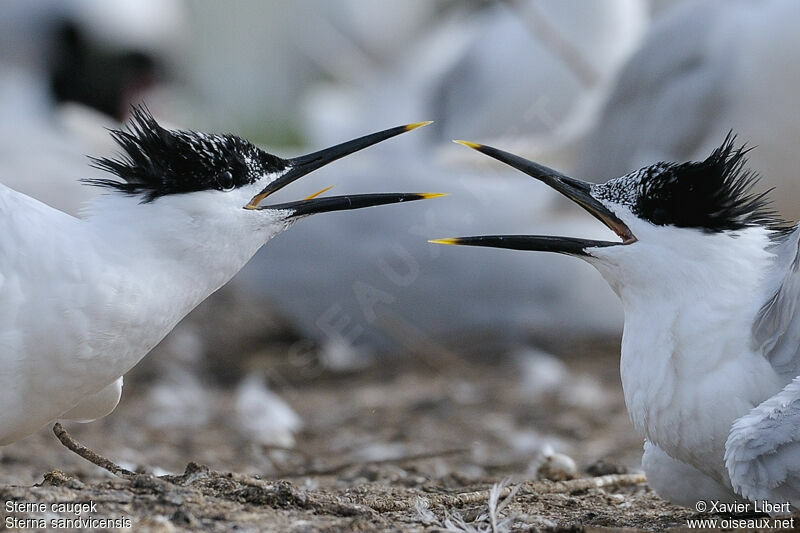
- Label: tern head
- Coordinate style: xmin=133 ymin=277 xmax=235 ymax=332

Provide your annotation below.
xmin=84 ymin=106 xmax=441 ymax=237
xmin=433 ymin=136 xmax=786 ymax=300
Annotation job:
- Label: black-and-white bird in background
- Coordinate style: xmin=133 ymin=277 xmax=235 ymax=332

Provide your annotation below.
xmin=575 ymin=0 xmax=800 ymax=221
xmin=0 ymin=107 xmax=439 ymax=445
xmin=434 ymin=136 xmax=800 ymax=509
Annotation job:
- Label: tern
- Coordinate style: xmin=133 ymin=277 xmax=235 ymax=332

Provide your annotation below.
xmin=433 ymin=136 xmax=800 ymax=508
xmin=0 ymin=106 xmax=440 ymax=447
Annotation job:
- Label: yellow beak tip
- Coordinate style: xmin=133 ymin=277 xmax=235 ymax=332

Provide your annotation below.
xmin=247 ymin=192 xmax=269 ymax=208
xmin=428 ymin=238 xmax=459 ymax=245
xmin=452 ymin=139 xmax=482 ymax=150
xmin=405 ymin=121 xmax=434 ymax=131
xmin=304 ymin=185 xmax=335 ymax=200
xmin=420 ymin=192 xmax=448 ymax=200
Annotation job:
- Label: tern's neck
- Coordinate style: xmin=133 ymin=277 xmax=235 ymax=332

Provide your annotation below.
xmin=592 ymin=226 xmax=784 ymax=482
xmin=594 ymin=226 xmax=777 ymax=334
xmin=84 ymin=195 xmax=275 ymax=333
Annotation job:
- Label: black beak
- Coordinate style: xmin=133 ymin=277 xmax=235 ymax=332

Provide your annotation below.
xmin=254 ymin=192 xmax=446 ymax=217
xmin=430 ymin=141 xmax=635 ymax=255
xmin=428 ymin=235 xmax=621 ymax=255
xmin=245 ymin=122 xmax=431 ymax=209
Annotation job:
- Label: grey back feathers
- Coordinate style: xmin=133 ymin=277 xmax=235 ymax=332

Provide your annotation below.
xmin=84 ymin=107 xmax=287 ymax=202
xmin=753 ymin=226 xmax=800 ymax=379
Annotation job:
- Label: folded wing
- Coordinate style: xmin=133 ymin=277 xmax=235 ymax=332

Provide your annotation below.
xmin=725 ymin=377 xmax=800 ymax=507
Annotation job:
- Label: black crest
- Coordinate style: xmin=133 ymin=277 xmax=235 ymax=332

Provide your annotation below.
xmin=84 ymin=106 xmax=288 ymax=202
xmin=595 ymin=134 xmax=781 ymax=232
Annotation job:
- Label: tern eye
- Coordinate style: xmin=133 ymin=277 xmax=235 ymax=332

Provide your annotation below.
xmin=641 ymin=204 xmax=671 ymax=226
xmin=215 ymin=170 xmax=235 ymax=192
xmin=650 ymin=208 xmax=666 ymax=224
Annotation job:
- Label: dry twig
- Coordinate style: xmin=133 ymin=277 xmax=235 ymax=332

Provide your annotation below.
xmin=52 ymin=423 xmax=134 ymax=479
xmin=361 ymin=473 xmax=647 ymax=513
xmin=278 ymin=447 xmax=469 ymax=477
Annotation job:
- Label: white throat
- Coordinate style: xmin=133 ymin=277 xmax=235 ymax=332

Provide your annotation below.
xmin=590 ymin=223 xmax=785 ymax=485
xmin=70 ymin=191 xmax=288 ymax=387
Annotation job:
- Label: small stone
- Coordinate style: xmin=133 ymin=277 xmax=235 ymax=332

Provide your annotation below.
xmin=40 ymin=470 xmax=84 ymax=489
xmin=537 ymin=452 xmax=578 ymax=481
xmin=170 ymin=509 xmax=200 ymax=527
xmin=586 ymin=458 xmax=628 ymax=477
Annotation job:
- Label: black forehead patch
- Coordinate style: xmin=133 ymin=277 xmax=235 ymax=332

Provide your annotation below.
xmin=83 ymin=106 xmax=288 ymax=202
xmin=593 ymin=134 xmax=781 ymax=232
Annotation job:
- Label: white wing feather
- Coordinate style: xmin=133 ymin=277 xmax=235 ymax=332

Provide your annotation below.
xmin=726 ymin=377 xmax=800 ymax=507
xmin=60 ymin=377 xmax=123 ymax=422
xmin=0 ymin=183 xmax=127 ymax=443
xmin=753 ymin=226 xmax=800 ymax=379
xmin=726 ymin=226 xmax=800 ymax=506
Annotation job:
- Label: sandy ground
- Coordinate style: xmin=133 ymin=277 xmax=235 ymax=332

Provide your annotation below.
xmin=0 ymin=304 xmax=796 ymax=532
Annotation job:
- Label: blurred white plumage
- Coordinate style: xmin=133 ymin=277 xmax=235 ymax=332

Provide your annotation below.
xmin=234 ymin=374 xmax=302 ymax=448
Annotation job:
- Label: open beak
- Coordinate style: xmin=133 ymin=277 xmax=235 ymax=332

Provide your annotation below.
xmin=430 ymin=141 xmax=636 ymax=255
xmin=262 ymin=192 xmax=447 ymax=217
xmin=245 ymin=121 xmax=432 ymax=211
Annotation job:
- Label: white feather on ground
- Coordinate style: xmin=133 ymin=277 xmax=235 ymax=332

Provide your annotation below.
xmin=234 ymin=373 xmax=302 ymax=448
xmin=144 ymin=327 xmax=212 ymax=430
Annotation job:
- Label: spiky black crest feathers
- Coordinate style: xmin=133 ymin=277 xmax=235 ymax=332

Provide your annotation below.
xmin=84 ymin=106 xmax=287 ymax=202
xmin=594 ymin=133 xmax=784 ymax=232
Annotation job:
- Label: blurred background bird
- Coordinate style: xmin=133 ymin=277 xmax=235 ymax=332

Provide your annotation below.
xmin=0 ymin=0 xmax=185 ymax=213
xmin=573 ymin=0 xmax=800 ymax=222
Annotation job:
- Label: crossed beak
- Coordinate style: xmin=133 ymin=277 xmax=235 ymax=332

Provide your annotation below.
xmin=245 ymin=122 xmax=444 ymax=216
xmin=430 ymin=141 xmax=636 ymax=255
